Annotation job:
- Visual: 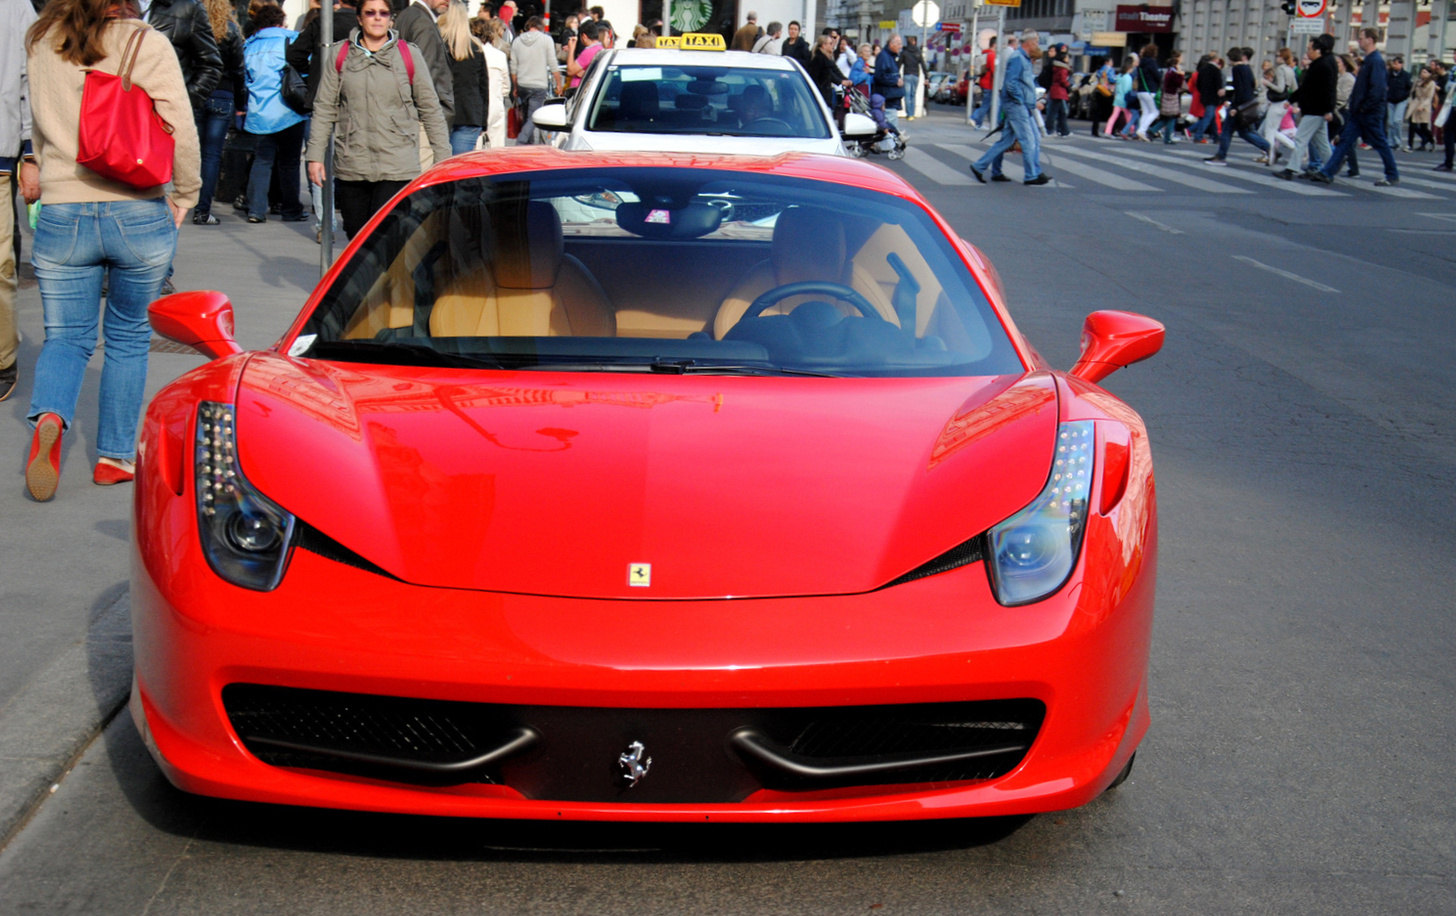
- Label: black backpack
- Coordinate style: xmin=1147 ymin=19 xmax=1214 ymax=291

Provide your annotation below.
xmin=1037 ymin=63 xmax=1054 ymax=90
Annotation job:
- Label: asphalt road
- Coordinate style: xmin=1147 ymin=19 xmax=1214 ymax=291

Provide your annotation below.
xmin=1 ymin=110 xmax=1453 ymax=915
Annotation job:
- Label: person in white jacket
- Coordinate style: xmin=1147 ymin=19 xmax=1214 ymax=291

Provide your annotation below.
xmin=482 ymin=21 xmax=509 ymax=148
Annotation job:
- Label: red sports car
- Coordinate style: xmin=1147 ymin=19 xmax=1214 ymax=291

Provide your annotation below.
xmin=131 ymin=149 xmax=1164 ymax=823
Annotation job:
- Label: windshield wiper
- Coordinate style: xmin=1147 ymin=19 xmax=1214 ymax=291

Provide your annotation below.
xmin=306 ymin=340 xmax=508 ymax=370
xmin=647 ymin=360 xmax=840 ymax=378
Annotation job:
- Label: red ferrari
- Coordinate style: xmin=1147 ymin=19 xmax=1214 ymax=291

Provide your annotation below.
xmin=131 ymin=149 xmax=1163 ymax=823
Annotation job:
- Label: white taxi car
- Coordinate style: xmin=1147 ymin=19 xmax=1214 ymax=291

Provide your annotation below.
xmin=531 ymin=34 xmax=876 ymax=155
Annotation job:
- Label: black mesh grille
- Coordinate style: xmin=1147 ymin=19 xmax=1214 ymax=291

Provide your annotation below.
xmin=292 ymin=522 xmax=400 ymax=580
xmin=222 ymin=684 xmax=1044 ymax=802
xmin=883 ymin=536 xmax=985 ymax=588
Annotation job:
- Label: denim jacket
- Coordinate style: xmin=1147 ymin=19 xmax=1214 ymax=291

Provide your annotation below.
xmin=1001 ymin=48 xmax=1036 ymax=108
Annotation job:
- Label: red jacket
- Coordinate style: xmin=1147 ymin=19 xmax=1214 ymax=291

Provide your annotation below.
xmin=1049 ymin=60 xmax=1071 ymax=100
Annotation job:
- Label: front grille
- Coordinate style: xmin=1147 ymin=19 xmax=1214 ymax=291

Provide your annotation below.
xmin=223 ymin=684 xmax=1044 ymax=803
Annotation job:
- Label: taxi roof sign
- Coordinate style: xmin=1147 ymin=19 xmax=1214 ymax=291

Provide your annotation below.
xmin=656 ymin=32 xmax=726 ymax=50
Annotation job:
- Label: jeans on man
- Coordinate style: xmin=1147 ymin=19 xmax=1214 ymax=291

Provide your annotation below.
xmin=27 ymin=200 xmax=176 ymax=460
xmin=1046 ymin=97 xmax=1069 ymax=136
xmin=1188 ymin=105 xmax=1218 ymax=142
xmin=973 ymin=102 xmax=1040 ymax=179
xmin=246 ymin=121 xmax=306 ymax=220
xmin=193 ymin=95 xmax=233 ymax=215
xmin=517 ymin=86 xmax=549 ymax=144
xmin=1322 ymin=108 xmax=1399 ymax=181
xmin=1215 ymin=110 xmax=1271 ymax=158
xmin=1387 ymin=99 xmax=1408 ymax=148
xmin=971 ymin=86 xmax=993 ymax=125
xmin=903 ymin=74 xmax=919 ymax=117
xmin=450 ymin=125 xmax=483 ymax=156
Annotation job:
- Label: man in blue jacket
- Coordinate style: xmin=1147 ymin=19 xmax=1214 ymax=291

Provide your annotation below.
xmin=968 ymin=29 xmax=1051 ymax=186
xmin=1313 ymin=28 xmax=1400 ymax=186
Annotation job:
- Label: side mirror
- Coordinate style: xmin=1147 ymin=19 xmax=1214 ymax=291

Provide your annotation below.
xmin=841 ymin=112 xmax=877 ymax=139
xmin=1068 ymin=310 xmax=1164 ymax=384
xmin=532 ymin=104 xmax=569 ymax=130
xmin=149 ymin=291 xmax=243 ymax=360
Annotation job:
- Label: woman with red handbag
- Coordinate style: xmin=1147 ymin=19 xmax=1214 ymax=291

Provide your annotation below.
xmin=23 ymin=0 xmax=199 ymax=501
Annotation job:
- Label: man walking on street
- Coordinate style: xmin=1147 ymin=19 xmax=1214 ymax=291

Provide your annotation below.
xmin=968 ymin=29 xmax=1051 ymax=186
xmin=781 ymin=21 xmax=810 ymax=67
xmin=1204 ymin=47 xmax=1270 ymax=165
xmin=753 ymin=22 xmax=782 ymax=54
xmin=1313 ymin=28 xmax=1399 ymax=186
xmin=1386 ymin=55 xmax=1411 ymax=151
xmin=969 ymin=36 xmax=996 ymax=128
xmin=1 ymin=0 xmax=40 ymax=402
xmin=1188 ymin=53 xmax=1224 ymax=143
xmin=731 ymin=12 xmax=759 ymax=52
xmin=1280 ymin=34 xmax=1336 ymax=179
xmin=395 ymin=0 xmax=456 ymax=121
xmin=511 ymin=16 xmax=559 ymax=145
xmin=900 ymin=35 xmax=924 ymax=120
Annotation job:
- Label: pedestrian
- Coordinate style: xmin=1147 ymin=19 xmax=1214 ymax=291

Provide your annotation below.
xmin=1330 ymin=52 xmax=1357 ymax=176
xmin=1312 ymin=29 xmax=1399 ymax=186
xmin=1386 ymin=54 xmax=1411 ymax=150
xmin=1104 ymin=57 xmax=1135 ymax=138
xmin=1188 ymin=53 xmax=1225 ymax=143
xmin=24 ymin=0 xmax=200 ymax=498
xmin=752 ymin=21 xmax=781 ymax=55
xmin=1280 ymin=34 xmax=1337 ymax=180
xmin=968 ymin=29 xmax=1050 ymax=186
xmin=807 ymin=32 xmax=848 ymax=112
xmin=241 ymin=5 xmax=306 ymax=223
xmin=731 ymin=11 xmax=758 ymax=52
xmin=780 ymin=21 xmax=809 ymax=67
xmin=495 ymin=0 xmax=515 ymax=43
xmin=1406 ymin=65 xmax=1435 ymax=150
xmin=191 ymin=0 xmax=243 ymax=226
xmin=1134 ymin=43 xmax=1160 ymax=139
xmin=556 ymin=13 xmax=577 ymax=64
xmin=873 ymin=35 xmax=906 ymax=129
xmin=1436 ymin=63 xmax=1455 ymax=171
xmin=1147 ymin=51 xmax=1184 ymax=144
xmin=1260 ymin=47 xmax=1296 ymax=167
xmin=510 ymin=14 xmax=559 ymax=144
xmin=1 ymin=0 xmax=39 ymax=403
xmin=305 ymin=0 xmax=450 ymax=239
xmin=1045 ymin=42 xmax=1071 ymax=137
xmin=835 ymin=34 xmax=855 ymax=78
xmin=849 ymin=44 xmax=872 ymax=98
xmin=141 ymin=0 xmax=223 ymax=110
xmin=1087 ymin=53 xmax=1113 ymax=137
xmin=565 ymin=18 xmax=601 ymax=94
xmin=1204 ymin=47 xmax=1271 ymax=166
xmin=971 ymin=36 xmax=998 ymax=129
xmin=900 ymin=35 xmax=925 ymax=120
xmin=394 ymin=0 xmax=456 ymax=125
xmin=437 ymin=0 xmax=487 ymax=155
xmin=479 ymin=19 xmax=507 ymax=148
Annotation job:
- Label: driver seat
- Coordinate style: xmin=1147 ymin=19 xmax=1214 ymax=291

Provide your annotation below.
xmin=712 ymin=206 xmax=898 ymax=339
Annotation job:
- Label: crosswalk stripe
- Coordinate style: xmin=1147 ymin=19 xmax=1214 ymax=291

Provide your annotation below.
xmin=1108 ymin=142 xmax=1347 ymax=196
xmin=901 ymin=146 xmax=975 ymax=186
xmin=1160 ymin=141 xmax=1442 ymax=196
xmin=1029 ymin=151 xmax=1156 ymax=190
xmin=931 ymin=144 xmax=1076 ymax=188
xmin=1051 ymin=143 xmax=1253 ymax=194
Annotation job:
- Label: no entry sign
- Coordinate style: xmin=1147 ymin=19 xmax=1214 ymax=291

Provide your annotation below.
xmin=1297 ymin=0 xmax=1328 ymax=18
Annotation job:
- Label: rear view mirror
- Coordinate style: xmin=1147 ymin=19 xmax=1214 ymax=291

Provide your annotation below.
xmin=1068 ymin=311 xmax=1164 ymax=384
xmin=149 ymin=291 xmax=243 ymax=360
xmin=532 ymin=105 xmax=569 ymax=130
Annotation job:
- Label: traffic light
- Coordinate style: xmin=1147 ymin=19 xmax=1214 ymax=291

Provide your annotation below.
xmin=1281 ymin=1 xmax=1296 ymax=14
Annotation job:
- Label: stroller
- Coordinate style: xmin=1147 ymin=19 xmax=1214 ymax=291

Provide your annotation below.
xmin=845 ymin=90 xmax=907 ymax=160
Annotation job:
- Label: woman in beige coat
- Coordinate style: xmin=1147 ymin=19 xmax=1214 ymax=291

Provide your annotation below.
xmin=24 ymin=0 xmax=199 ymax=500
xmin=1406 ymin=66 xmax=1436 ymax=151
xmin=482 ymin=19 xmax=509 ymax=148
xmin=304 ymin=0 xmax=450 ymax=239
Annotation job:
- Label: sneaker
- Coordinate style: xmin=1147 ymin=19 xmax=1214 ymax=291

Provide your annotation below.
xmin=0 ymin=362 xmax=15 ymax=402
xmin=968 ymin=163 xmax=986 ymax=184
xmin=1203 ymin=157 xmax=1227 ymax=166
xmin=991 ymin=174 xmax=1012 ymax=182
xmin=232 ymin=195 xmax=247 ymax=211
xmin=1373 ymin=178 xmax=1400 ymax=187
xmin=247 ymin=215 xmax=266 ymax=224
xmin=1435 ymin=163 xmax=1454 ymax=172
xmin=1276 ymin=169 xmax=1296 ymax=181
xmin=281 ymin=213 xmax=311 ymax=223
xmin=93 ymin=458 xmax=136 ymax=486
xmin=192 ymin=211 xmax=219 ymax=226
xmin=1309 ymin=172 xmax=1334 ymax=184
xmin=1254 ymin=155 xmax=1269 ymax=164
xmin=26 ymin=413 xmax=64 ymax=502
xmin=1024 ymin=174 xmax=1051 ymax=186
xmin=1346 ymin=171 xmax=1359 ymax=178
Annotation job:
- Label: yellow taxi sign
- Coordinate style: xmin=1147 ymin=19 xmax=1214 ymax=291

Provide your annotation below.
xmin=656 ymin=32 xmax=725 ymax=51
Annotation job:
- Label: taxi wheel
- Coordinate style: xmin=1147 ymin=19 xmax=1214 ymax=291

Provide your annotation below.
xmin=848 ymin=144 xmax=867 ymax=159
xmin=1107 ymin=752 xmax=1136 ymax=790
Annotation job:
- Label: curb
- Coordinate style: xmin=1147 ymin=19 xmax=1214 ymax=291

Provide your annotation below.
xmin=0 ymin=590 xmax=132 ymax=851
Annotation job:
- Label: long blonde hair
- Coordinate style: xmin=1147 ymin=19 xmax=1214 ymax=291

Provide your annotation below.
xmin=203 ymin=0 xmax=236 ymax=43
xmin=438 ymin=0 xmax=475 ymax=62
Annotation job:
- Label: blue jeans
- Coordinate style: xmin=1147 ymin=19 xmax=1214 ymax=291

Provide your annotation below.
xmin=450 ymin=125 xmax=483 ymax=156
xmin=1215 ymin=111 xmax=1271 ymax=158
xmin=246 ymin=121 xmax=305 ymax=220
xmin=971 ymin=87 xmax=993 ymax=124
xmin=903 ymin=74 xmax=919 ymax=117
xmin=973 ymin=102 xmax=1040 ymax=179
xmin=27 ymin=200 xmax=176 ymax=461
xmin=1188 ymin=105 xmax=1218 ymax=141
xmin=1322 ymin=109 xmax=1398 ymax=181
xmin=1387 ymin=99 xmax=1408 ymax=146
xmin=194 ymin=94 xmax=233 ymax=215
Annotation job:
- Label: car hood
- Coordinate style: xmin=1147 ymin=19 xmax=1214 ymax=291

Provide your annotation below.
xmin=236 ymin=356 xmax=1058 ymax=599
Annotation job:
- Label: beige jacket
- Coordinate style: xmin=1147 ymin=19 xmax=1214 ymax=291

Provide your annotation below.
xmin=305 ymin=33 xmax=451 ymax=183
xmin=1407 ymin=77 xmax=1435 ymax=125
xmin=29 ymin=19 xmax=200 ymax=209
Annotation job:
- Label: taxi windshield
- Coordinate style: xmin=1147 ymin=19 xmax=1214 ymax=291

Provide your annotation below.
xmin=586 ymin=64 xmax=833 ymax=139
xmin=298 ymin=168 xmax=1023 ymax=379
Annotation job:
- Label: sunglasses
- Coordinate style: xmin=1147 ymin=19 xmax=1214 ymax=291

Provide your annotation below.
xmin=360 ymin=9 xmax=392 ymax=18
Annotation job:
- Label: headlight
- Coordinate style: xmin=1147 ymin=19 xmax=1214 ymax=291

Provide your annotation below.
xmin=195 ymin=402 xmax=295 ymax=591
xmin=987 ymin=420 xmax=1094 ymax=606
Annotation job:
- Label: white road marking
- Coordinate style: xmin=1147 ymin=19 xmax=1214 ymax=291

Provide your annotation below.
xmin=1110 ymin=143 xmax=1347 ymax=196
xmin=900 ymin=146 xmax=974 ymax=185
xmin=1125 ymin=211 xmax=1184 ymax=234
xmin=1233 ymin=256 xmax=1340 ymax=293
xmin=1417 ymin=212 xmax=1456 ymax=223
xmin=933 ymin=144 xmax=1075 ymax=187
xmin=1053 ymin=144 xmax=1253 ymax=193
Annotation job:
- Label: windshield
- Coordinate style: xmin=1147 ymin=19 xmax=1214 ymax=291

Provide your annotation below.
xmin=585 ymin=64 xmax=833 ymax=139
xmin=298 ymin=167 xmax=1023 ymax=378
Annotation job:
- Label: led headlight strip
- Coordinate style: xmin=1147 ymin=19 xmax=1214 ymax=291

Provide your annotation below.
xmin=195 ymin=402 xmax=296 ymax=591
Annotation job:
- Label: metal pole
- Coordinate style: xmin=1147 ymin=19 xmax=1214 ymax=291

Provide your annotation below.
xmin=966 ymin=2 xmax=979 ymax=122
xmin=320 ymin=1 xmax=334 ymax=274
xmin=989 ymin=6 xmax=1005 ymax=128
xmin=663 ymin=0 xmax=670 ymax=35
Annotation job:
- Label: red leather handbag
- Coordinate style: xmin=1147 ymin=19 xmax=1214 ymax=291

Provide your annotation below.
xmin=76 ymin=24 xmax=176 ymax=189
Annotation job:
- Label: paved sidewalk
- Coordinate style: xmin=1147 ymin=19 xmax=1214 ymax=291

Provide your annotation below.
xmin=0 ymin=203 xmax=321 ymax=846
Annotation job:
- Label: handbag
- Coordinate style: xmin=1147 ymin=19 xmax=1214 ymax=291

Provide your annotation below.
xmin=281 ymin=64 xmax=310 ymax=114
xmin=506 ymin=98 xmax=524 ymax=138
xmin=76 ymin=24 xmax=175 ymax=189
xmin=1234 ymin=98 xmax=1261 ymax=130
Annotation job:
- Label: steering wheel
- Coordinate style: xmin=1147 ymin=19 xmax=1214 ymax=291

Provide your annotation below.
xmin=742 ymin=281 xmax=886 ymax=322
xmin=743 ymin=117 xmax=793 ymax=134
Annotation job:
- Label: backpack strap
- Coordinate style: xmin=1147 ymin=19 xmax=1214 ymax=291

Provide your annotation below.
xmin=335 ymin=40 xmax=350 ymax=72
xmin=396 ymin=40 xmax=415 ymax=84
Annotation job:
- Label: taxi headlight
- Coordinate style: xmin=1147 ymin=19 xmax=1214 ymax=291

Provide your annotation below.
xmin=195 ymin=402 xmax=295 ymax=591
xmin=987 ymin=421 xmax=1094 ymax=606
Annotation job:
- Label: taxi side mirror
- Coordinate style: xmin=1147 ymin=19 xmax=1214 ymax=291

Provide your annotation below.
xmin=149 ymin=291 xmax=243 ymax=360
xmin=842 ymin=112 xmax=877 ymax=139
xmin=532 ymin=105 xmax=569 ymax=130
xmin=1068 ymin=310 xmax=1164 ymax=384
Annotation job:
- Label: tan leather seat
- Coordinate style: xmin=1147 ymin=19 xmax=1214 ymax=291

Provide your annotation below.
xmin=429 ymin=201 xmax=616 ymax=338
xmin=713 ymin=206 xmax=897 ymax=340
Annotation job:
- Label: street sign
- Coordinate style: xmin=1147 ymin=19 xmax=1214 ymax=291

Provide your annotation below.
xmin=912 ymin=0 xmax=941 ymax=28
xmin=1296 ymin=0 xmax=1327 ymax=17
xmin=1289 ymin=17 xmax=1323 ymax=34
xmin=982 ymin=0 xmax=1021 ymax=6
